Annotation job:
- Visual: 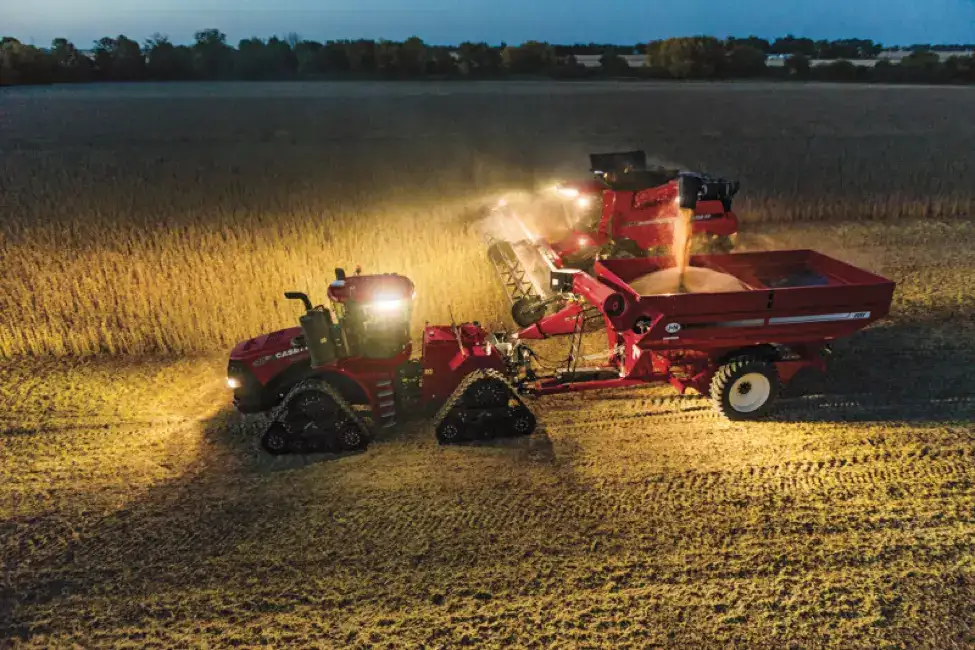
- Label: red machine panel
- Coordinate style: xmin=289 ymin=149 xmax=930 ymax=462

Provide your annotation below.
xmin=421 ymin=323 xmax=506 ymax=406
xmin=589 ymin=250 xmax=896 ymax=351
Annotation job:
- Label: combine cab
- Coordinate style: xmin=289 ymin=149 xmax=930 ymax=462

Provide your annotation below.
xmin=484 ymin=150 xmax=740 ymax=325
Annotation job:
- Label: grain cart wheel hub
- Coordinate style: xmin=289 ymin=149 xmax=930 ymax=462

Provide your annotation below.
xmin=728 ymin=373 xmax=771 ymax=413
xmin=710 ymin=356 xmax=780 ymax=421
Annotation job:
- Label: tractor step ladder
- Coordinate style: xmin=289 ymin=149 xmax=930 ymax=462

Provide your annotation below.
xmin=375 ymin=379 xmax=397 ymax=428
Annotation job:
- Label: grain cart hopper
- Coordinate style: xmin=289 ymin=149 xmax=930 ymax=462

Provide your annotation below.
xmin=509 ymin=250 xmax=895 ymax=419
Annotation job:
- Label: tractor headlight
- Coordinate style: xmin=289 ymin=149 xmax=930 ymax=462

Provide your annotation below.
xmin=226 ymin=377 xmax=241 ymax=390
xmin=372 ymin=299 xmax=405 ymax=313
xmin=575 ymin=196 xmax=592 ymax=208
xmin=556 ymin=186 xmax=579 ymax=199
xmin=369 ymin=292 xmax=410 ymax=315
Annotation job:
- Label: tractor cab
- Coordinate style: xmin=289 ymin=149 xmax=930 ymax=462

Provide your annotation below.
xmin=325 ymin=269 xmax=415 ymax=361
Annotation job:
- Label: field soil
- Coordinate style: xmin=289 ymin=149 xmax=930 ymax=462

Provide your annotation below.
xmin=1 ymin=82 xmax=974 ymax=648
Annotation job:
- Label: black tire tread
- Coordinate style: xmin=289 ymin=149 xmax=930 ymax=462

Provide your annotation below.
xmin=710 ymin=355 xmax=780 ymax=421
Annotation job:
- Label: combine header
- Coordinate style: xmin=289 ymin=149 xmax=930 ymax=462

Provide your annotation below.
xmin=228 ymin=249 xmax=895 ymax=454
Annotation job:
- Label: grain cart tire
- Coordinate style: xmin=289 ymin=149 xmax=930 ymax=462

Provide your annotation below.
xmin=710 ymin=356 xmax=780 ymax=421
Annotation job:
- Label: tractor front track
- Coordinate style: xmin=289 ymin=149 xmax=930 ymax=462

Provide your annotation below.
xmin=261 ymin=379 xmax=370 ymax=455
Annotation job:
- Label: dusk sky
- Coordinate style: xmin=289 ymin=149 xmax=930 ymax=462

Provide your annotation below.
xmin=3 ymin=0 xmax=974 ymax=47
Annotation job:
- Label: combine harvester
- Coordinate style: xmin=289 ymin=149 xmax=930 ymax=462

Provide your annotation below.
xmin=227 ymin=241 xmax=895 ymax=455
xmin=484 ymin=150 xmax=741 ymax=326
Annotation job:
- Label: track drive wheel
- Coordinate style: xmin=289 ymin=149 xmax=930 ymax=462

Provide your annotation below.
xmin=261 ymin=422 xmax=291 ymax=455
xmin=508 ymin=408 xmax=537 ymax=437
xmin=467 ymin=378 xmax=512 ymax=408
xmin=262 ymin=379 xmax=371 ymax=455
xmin=710 ymin=356 xmax=780 ymax=421
xmin=336 ymin=417 xmax=369 ymax=452
xmin=436 ymin=417 xmax=464 ymax=445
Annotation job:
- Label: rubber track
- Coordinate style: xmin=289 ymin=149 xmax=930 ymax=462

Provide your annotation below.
xmin=265 ymin=378 xmax=370 ymax=441
xmin=431 ymin=369 xmax=537 ymax=433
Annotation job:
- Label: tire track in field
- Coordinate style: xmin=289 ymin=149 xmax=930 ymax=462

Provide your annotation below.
xmin=280 ymin=439 xmax=974 ymax=561
xmin=543 ymin=392 xmax=975 ymax=429
xmin=600 ymin=445 xmax=975 ymax=516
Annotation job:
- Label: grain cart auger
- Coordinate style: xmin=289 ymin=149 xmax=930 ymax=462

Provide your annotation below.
xmin=482 ymin=150 xmax=740 ymax=327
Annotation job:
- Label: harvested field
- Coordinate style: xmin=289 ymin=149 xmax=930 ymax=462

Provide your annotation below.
xmin=1 ymin=81 xmax=974 ymax=647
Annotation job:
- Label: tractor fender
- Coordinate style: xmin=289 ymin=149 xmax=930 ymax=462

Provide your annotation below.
xmin=309 ymin=369 xmax=371 ymax=407
xmin=265 ymin=361 xmax=370 ymax=408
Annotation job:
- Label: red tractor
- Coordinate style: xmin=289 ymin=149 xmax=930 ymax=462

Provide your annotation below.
xmin=227 ymin=268 xmax=536 ymax=454
xmin=227 ymin=249 xmax=895 ymax=455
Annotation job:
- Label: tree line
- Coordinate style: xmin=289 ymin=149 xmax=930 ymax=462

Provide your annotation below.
xmin=2 ymin=31 xmax=973 ymax=86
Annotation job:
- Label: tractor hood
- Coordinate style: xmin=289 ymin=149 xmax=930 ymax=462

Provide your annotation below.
xmin=230 ymin=326 xmax=304 ymax=361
